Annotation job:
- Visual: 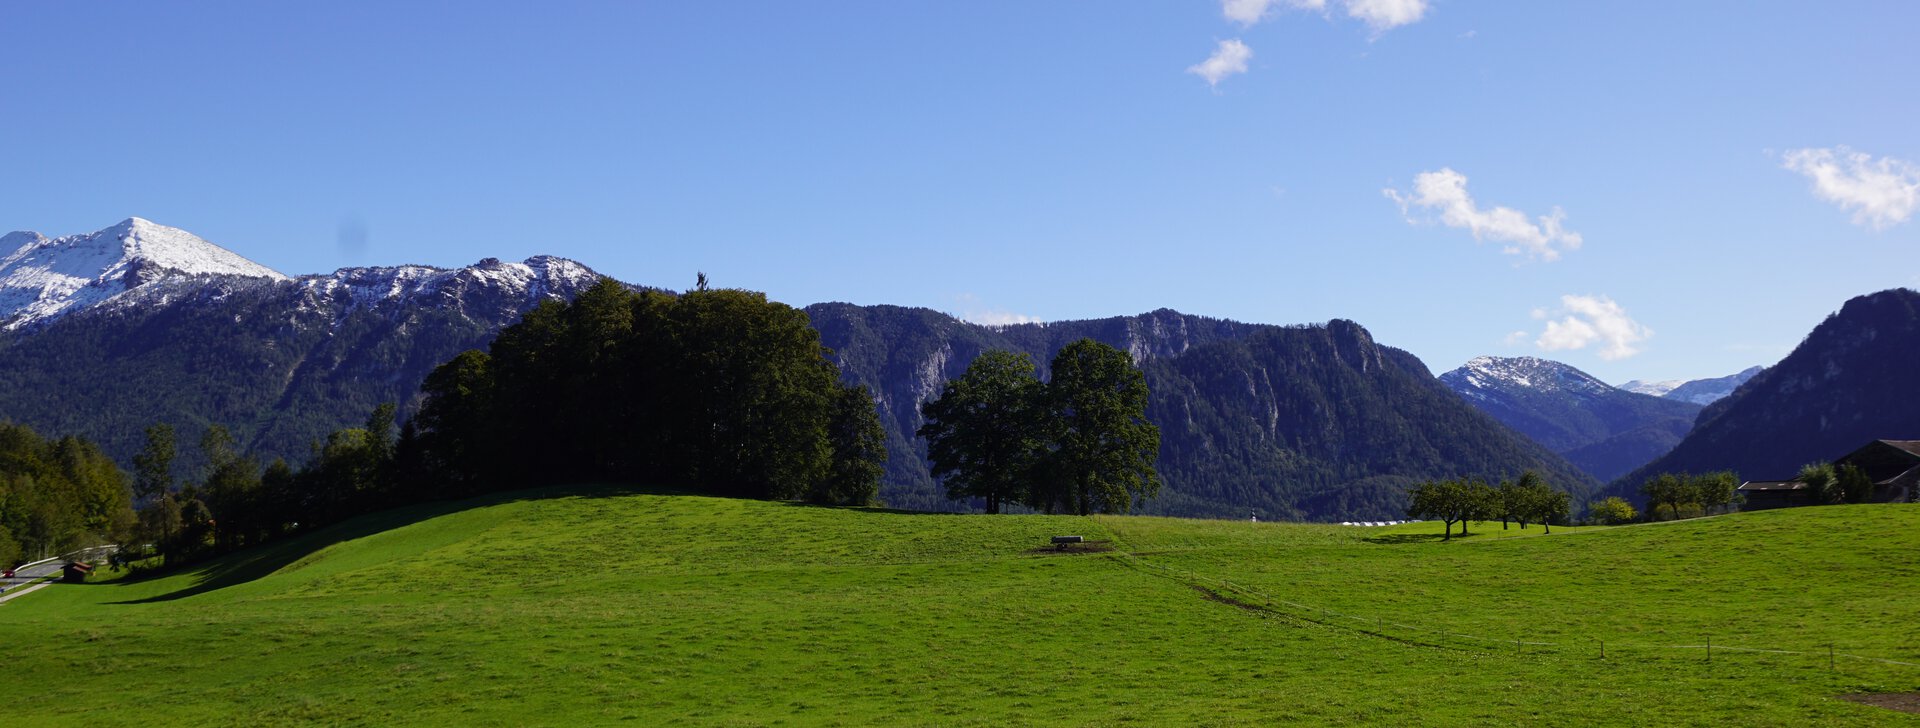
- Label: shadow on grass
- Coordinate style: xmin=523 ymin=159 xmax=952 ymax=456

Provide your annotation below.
xmin=772 ymin=499 xmax=972 ymax=517
xmin=106 ymin=483 xmax=660 ymax=605
xmin=1363 ymin=531 xmax=1487 ymax=545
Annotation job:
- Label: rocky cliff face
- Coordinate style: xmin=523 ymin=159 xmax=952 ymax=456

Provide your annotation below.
xmin=810 ymin=305 xmax=1597 ymax=519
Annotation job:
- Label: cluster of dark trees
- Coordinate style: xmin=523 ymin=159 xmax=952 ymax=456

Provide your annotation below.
xmin=917 ymin=343 xmax=1162 ymax=515
xmin=1405 ymin=472 xmax=1572 ymax=539
xmin=113 ymin=277 xmax=891 ymax=569
xmin=1794 ymin=462 xmax=1876 ymax=505
xmin=0 ymin=424 xmax=132 ymax=567
xmin=1635 ymin=471 xmax=1741 ymax=521
xmin=123 ymin=407 xmax=402 ymax=567
xmin=411 ymin=277 xmax=885 ymax=504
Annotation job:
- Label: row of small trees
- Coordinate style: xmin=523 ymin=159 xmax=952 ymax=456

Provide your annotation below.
xmin=124 ymin=405 xmax=405 ymax=567
xmin=1405 ymin=472 xmax=1571 ymax=540
xmin=1636 ymin=471 xmax=1740 ymax=521
xmin=917 ymin=344 xmax=1163 ymax=516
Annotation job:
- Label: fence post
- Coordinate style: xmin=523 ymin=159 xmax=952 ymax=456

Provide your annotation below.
xmin=1706 ymin=637 xmax=1711 ymax=664
xmin=1829 ymin=644 xmax=1835 ymax=670
xmin=1599 ymin=639 xmax=1605 ymax=660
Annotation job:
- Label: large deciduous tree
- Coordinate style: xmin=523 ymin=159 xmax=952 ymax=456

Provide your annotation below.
xmin=1040 ymin=339 xmax=1162 ymax=516
xmin=919 ymin=351 xmax=1048 ymax=514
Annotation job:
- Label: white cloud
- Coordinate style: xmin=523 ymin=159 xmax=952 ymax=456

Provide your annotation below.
xmin=1385 ymin=168 xmax=1583 ymax=262
xmin=965 ymin=310 xmax=1043 ymax=327
xmin=1501 ymin=330 xmax=1529 ymax=346
xmin=1781 ymin=146 xmax=1920 ymax=230
xmin=1532 ymin=295 xmax=1650 ymax=361
xmin=1223 ymin=0 xmax=1275 ymax=25
xmin=955 ymin=293 xmax=1043 ymax=327
xmin=1345 ymin=0 xmax=1428 ymax=33
xmin=1188 ymin=39 xmax=1253 ymax=87
xmin=1222 ymin=0 xmax=1326 ymax=24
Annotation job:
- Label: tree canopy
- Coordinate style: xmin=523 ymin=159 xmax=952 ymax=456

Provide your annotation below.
xmin=919 ymin=340 xmax=1162 ymax=516
xmin=413 ymin=278 xmax=884 ymax=504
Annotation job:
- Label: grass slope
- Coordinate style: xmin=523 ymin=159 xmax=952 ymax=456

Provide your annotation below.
xmin=2 ymin=487 xmax=1917 ymax=726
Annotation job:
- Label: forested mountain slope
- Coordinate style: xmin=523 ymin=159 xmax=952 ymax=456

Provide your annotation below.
xmin=0 ymin=255 xmax=603 ymax=470
xmin=0 ymin=219 xmax=1596 ymax=521
xmin=810 ymin=304 xmax=1599 ymax=519
xmin=1613 ymin=288 xmax=1920 ymax=496
xmin=1440 ymin=356 xmax=1702 ymax=482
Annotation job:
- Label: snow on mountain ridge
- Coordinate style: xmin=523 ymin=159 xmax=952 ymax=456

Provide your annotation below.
xmin=0 ymin=218 xmax=287 ymax=330
xmin=3 ymin=219 xmax=608 ymax=332
xmin=1619 ymin=379 xmax=1685 ymax=397
xmin=1446 ymin=355 xmax=1615 ymax=396
xmin=284 ymin=254 xmax=607 ymax=328
xmin=1615 ymin=367 xmax=1763 ymax=406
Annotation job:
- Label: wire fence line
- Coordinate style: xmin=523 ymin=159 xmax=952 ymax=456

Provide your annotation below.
xmin=1110 ymin=551 xmax=1920 ymax=671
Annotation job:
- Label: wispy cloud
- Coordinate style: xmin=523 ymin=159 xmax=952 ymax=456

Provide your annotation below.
xmin=1384 ymin=168 xmax=1583 ymax=262
xmin=1781 ymin=146 xmax=1920 ymax=230
xmin=1533 ymin=295 xmax=1650 ymax=360
xmin=1345 ymin=0 xmax=1429 ymax=33
xmin=955 ymin=294 xmax=1043 ymax=327
xmin=1188 ymin=39 xmax=1254 ymax=87
xmin=1222 ymin=0 xmax=1331 ymax=25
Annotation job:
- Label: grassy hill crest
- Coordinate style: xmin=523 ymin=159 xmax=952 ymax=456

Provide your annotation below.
xmin=5 ymin=488 xmax=1919 ymax=725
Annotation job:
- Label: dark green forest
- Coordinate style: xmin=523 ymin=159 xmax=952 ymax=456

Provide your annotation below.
xmin=0 ymin=424 xmax=130 ymax=566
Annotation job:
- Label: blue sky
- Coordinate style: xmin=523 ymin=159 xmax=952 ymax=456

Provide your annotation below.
xmin=2 ymin=1 xmax=1916 ymax=384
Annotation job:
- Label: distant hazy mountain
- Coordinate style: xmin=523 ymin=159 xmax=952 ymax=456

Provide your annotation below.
xmin=812 ymin=306 xmax=1600 ymax=520
xmin=1620 ymin=366 xmax=1763 ymax=406
xmin=1662 ymin=367 xmax=1765 ymax=405
xmin=1614 ymin=288 xmax=1920 ymax=495
xmin=1440 ymin=356 xmax=1702 ymax=483
xmin=1618 ymin=378 xmax=1684 ymax=398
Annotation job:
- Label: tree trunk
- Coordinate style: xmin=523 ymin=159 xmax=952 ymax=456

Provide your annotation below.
xmin=1444 ymin=520 xmax=1452 ymax=540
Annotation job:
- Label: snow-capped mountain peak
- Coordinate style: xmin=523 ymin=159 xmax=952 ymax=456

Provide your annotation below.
xmin=0 ymin=218 xmax=286 ymax=329
xmin=1441 ymin=355 xmax=1615 ymax=397
xmin=1619 ymin=378 xmax=1685 ymax=397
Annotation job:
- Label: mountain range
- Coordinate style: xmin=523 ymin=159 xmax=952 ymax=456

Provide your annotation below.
xmin=811 ymin=306 xmax=1599 ymax=519
xmin=1439 ymin=356 xmax=1704 ymax=483
xmin=0 ymin=218 xmax=1598 ymax=521
xmin=1619 ymin=367 xmax=1764 ymax=406
xmin=7 ymin=218 xmax=1911 ymax=520
xmin=0 ymin=218 xmax=605 ymax=472
xmin=1614 ymin=287 xmax=1920 ymax=495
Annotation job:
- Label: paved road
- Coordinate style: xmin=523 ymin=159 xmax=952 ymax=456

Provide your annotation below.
xmin=1 ymin=546 xmax=117 ymax=599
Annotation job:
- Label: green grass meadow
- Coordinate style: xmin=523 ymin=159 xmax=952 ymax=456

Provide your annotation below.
xmin=3 ymin=487 xmax=1917 ymax=725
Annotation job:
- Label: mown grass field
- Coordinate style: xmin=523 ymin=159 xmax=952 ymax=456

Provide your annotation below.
xmin=2 ymin=487 xmax=1917 ymax=726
